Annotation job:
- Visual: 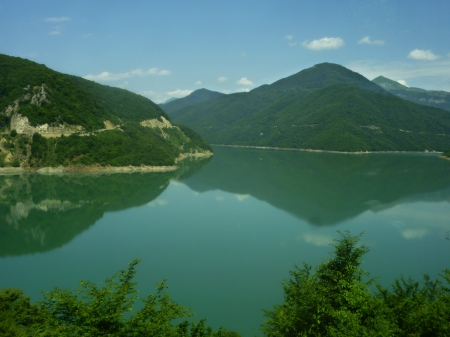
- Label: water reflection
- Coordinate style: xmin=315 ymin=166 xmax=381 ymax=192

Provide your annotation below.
xmin=178 ymin=146 xmax=450 ymax=226
xmin=0 ymin=157 xmax=210 ymax=257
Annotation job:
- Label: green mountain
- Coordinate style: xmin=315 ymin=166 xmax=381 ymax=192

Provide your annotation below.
xmin=0 ymin=54 xmax=211 ymax=169
xmin=160 ymin=88 xmax=224 ymax=113
xmin=167 ymin=63 xmax=450 ymax=152
xmin=372 ymin=76 xmax=450 ymax=112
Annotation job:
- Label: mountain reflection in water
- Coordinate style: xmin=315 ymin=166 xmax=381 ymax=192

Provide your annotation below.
xmin=0 ymin=157 xmax=210 ymax=257
xmin=1 ymin=146 xmax=450 ymax=257
xmin=179 ymin=146 xmax=450 ymax=226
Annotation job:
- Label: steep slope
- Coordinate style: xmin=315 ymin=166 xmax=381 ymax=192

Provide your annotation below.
xmin=0 ymin=54 xmax=212 ymax=169
xmin=372 ymin=76 xmax=450 ymax=112
xmin=169 ymin=63 xmax=450 ymax=152
xmin=160 ymin=88 xmax=224 ymax=113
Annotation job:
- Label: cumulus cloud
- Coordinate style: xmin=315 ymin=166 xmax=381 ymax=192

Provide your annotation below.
xmin=139 ymin=88 xmax=192 ymax=103
xmin=284 ymin=35 xmax=294 ymax=41
xmin=236 ymin=77 xmax=254 ymax=86
xmin=46 ymin=17 xmax=70 ymax=22
xmin=397 ymin=80 xmax=409 ymax=87
xmin=358 ymin=36 xmax=385 ymax=45
xmin=302 ymin=37 xmax=344 ymax=50
xmin=167 ymin=89 xmax=193 ymax=97
xmin=195 ymin=80 xmax=202 ymax=85
xmin=217 ymin=76 xmax=228 ymax=83
xmin=408 ymin=49 xmax=440 ymax=61
xmin=84 ymin=68 xmax=171 ymax=81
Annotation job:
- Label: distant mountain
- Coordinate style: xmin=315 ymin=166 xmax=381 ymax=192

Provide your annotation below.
xmin=167 ymin=63 xmax=450 ymax=152
xmin=372 ymin=76 xmax=450 ymax=112
xmin=0 ymin=54 xmax=212 ymax=169
xmin=160 ymin=97 xmax=180 ymax=104
xmin=160 ymin=88 xmax=224 ymax=113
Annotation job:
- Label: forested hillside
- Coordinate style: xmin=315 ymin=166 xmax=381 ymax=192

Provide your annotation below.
xmin=0 ymin=54 xmax=211 ymax=169
xmin=167 ymin=63 xmax=450 ymax=152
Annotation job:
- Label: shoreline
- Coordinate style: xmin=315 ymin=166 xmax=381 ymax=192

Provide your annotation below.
xmin=212 ymin=144 xmax=443 ymax=155
xmin=0 ymin=151 xmax=213 ymax=176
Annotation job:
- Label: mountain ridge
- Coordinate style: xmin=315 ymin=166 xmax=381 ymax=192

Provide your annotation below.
xmin=167 ymin=63 xmax=450 ymax=152
xmin=372 ymin=75 xmax=450 ymax=111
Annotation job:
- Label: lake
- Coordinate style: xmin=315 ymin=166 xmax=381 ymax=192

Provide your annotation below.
xmin=1 ymin=146 xmax=450 ymax=336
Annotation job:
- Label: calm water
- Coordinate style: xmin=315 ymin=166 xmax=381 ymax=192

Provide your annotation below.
xmin=1 ymin=146 xmax=450 ymax=336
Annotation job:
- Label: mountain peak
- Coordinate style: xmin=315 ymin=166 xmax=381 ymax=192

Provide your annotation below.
xmin=265 ymin=62 xmax=385 ymax=93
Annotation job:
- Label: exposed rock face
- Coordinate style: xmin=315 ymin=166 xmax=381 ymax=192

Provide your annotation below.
xmin=10 ymin=113 xmax=84 ymax=137
xmin=140 ymin=116 xmax=181 ymax=139
xmin=30 ymin=84 xmax=50 ymax=106
xmin=1 ymin=83 xmax=51 ymax=118
xmin=140 ymin=116 xmax=174 ymax=129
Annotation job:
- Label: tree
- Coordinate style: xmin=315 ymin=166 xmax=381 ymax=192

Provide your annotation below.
xmin=262 ymin=231 xmax=395 ymax=337
xmin=1 ymin=259 xmax=240 ymax=337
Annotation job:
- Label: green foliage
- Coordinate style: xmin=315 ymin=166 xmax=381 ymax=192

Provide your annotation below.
xmin=29 ymin=124 xmax=180 ymax=167
xmin=0 ymin=260 xmax=240 ymax=337
xmin=263 ymin=232 xmax=395 ymax=337
xmin=377 ymin=272 xmax=450 ymax=336
xmin=0 ymin=288 xmax=49 ymax=337
xmin=9 ymin=129 xmax=17 ymax=137
xmin=262 ymin=231 xmax=450 ymax=336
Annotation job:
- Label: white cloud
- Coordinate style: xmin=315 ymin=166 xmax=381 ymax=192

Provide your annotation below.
xmin=397 ymin=80 xmax=409 ymax=87
xmin=299 ymin=233 xmax=333 ymax=246
xmin=49 ymin=30 xmax=62 ymax=36
xmin=284 ymin=35 xmax=294 ymax=41
xmin=302 ymin=37 xmax=344 ymax=50
xmin=217 ymin=76 xmax=228 ymax=83
xmin=195 ymin=80 xmax=202 ymax=85
xmin=167 ymin=89 xmax=193 ymax=97
xmin=288 ymin=42 xmax=297 ymax=47
xmin=408 ymin=49 xmax=440 ymax=61
xmin=236 ymin=77 xmax=254 ymax=86
xmin=84 ymin=68 xmax=171 ymax=81
xmin=358 ymin=36 xmax=385 ymax=45
xmin=46 ymin=17 xmax=70 ymax=22
xmin=235 ymin=88 xmax=250 ymax=93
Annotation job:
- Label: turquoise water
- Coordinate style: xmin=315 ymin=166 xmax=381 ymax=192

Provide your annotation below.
xmin=1 ymin=146 xmax=450 ymax=336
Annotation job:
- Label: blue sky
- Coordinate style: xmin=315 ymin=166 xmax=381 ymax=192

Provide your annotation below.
xmin=1 ymin=0 xmax=450 ymax=103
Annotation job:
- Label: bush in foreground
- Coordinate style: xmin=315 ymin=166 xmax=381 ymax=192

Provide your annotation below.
xmin=262 ymin=231 xmax=450 ymax=337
